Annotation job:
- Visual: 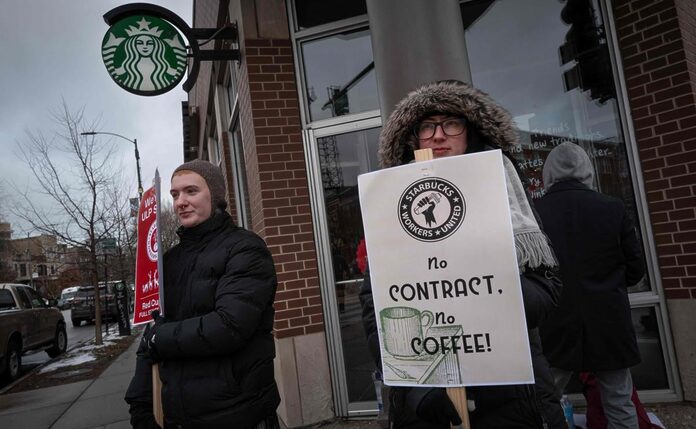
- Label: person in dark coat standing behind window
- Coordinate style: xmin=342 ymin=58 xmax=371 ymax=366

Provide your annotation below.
xmin=535 ymin=142 xmax=645 ymax=429
xmin=125 ymin=159 xmax=280 ymax=429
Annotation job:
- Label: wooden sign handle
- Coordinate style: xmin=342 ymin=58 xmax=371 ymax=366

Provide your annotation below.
xmin=414 ymin=148 xmax=471 ymax=429
xmin=153 ymin=364 xmax=164 ymax=427
xmin=446 ymin=387 xmax=471 ymax=429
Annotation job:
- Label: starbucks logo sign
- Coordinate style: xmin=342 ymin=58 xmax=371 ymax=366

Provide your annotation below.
xmin=398 ymin=178 xmax=466 ymax=242
xmin=101 ymin=15 xmax=187 ymax=96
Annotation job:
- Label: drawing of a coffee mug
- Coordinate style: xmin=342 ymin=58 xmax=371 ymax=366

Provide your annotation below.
xmin=380 ymin=307 xmax=434 ymax=358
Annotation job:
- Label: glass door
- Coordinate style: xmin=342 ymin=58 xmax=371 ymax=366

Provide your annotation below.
xmin=306 ymin=118 xmax=382 ymax=416
xmin=460 ymin=0 xmax=678 ymax=400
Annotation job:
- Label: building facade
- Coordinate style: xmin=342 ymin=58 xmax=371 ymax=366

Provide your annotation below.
xmin=183 ymin=0 xmax=696 ymax=426
xmin=7 ymin=231 xmax=67 ymax=297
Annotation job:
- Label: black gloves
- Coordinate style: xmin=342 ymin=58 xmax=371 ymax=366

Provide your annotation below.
xmin=143 ymin=310 xmax=164 ymax=362
xmin=406 ymin=387 xmax=462 ymax=426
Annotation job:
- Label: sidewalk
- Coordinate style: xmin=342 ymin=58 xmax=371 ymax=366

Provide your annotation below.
xmin=0 ymin=335 xmax=692 ymax=428
xmin=0 ymin=337 xmax=138 ymax=429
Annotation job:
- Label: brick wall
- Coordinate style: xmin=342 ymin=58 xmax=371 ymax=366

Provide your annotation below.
xmin=238 ymin=38 xmax=324 ymax=338
xmin=614 ymin=0 xmax=696 ymax=299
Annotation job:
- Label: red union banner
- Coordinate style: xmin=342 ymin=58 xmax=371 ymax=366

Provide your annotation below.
xmin=134 ymin=172 xmax=163 ymax=325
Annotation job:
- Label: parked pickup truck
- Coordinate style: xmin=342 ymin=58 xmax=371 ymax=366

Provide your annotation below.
xmin=0 ymin=283 xmax=67 ymax=382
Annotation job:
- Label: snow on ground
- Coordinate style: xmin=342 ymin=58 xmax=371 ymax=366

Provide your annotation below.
xmin=38 ymin=333 xmax=120 ymax=374
xmin=39 ymin=354 xmax=96 ymax=373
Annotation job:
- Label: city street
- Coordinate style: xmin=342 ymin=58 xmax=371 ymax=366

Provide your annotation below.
xmin=1 ymin=309 xmax=109 ymax=390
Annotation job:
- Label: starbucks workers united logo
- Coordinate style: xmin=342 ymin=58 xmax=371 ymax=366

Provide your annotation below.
xmin=398 ymin=178 xmax=466 ymax=242
xmin=101 ymin=16 xmax=187 ymax=95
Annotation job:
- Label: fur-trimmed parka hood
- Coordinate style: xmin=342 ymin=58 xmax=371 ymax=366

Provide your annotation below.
xmin=379 ymin=81 xmax=519 ymax=168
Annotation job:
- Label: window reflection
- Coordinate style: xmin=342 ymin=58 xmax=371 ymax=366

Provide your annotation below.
xmin=302 ymin=29 xmax=380 ymax=122
xmin=318 ymin=127 xmax=380 ymax=403
xmin=631 ymin=306 xmax=668 ymax=390
xmin=226 ymin=64 xmax=238 ymax=115
xmin=464 ymin=0 xmax=650 ymax=292
xmin=563 ymin=306 xmax=669 ymax=393
xmin=229 ymin=124 xmax=251 ymax=228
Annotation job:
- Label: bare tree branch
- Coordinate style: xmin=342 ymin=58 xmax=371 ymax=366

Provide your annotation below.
xmin=9 ymin=102 xmax=128 ymax=345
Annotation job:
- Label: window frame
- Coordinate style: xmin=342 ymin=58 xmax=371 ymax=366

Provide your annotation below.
xmin=218 ymin=68 xmax=252 ymax=229
xmin=288 ymin=1 xmax=378 ymax=129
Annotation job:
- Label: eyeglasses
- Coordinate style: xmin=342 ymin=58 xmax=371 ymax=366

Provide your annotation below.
xmin=413 ymin=118 xmax=467 ymax=140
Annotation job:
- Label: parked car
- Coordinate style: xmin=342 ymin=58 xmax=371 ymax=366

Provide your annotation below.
xmin=70 ymin=283 xmax=119 ymax=327
xmin=0 ymin=283 xmax=68 ymax=382
xmin=57 ymin=286 xmax=80 ymax=310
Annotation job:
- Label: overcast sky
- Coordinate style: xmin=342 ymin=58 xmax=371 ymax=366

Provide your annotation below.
xmin=0 ymin=0 xmax=191 ymax=237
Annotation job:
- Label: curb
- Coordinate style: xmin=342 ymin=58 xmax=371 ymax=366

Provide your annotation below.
xmin=0 ymin=328 xmax=141 ymax=396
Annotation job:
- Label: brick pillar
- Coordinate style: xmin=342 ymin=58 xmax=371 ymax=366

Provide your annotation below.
xmin=236 ymin=37 xmax=333 ymax=425
xmin=614 ymin=0 xmax=696 ymax=399
xmin=240 ymin=38 xmax=324 ymax=337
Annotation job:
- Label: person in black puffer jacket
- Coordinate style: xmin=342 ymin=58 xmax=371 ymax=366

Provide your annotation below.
xmin=359 ymin=80 xmax=567 ymax=429
xmin=125 ymin=160 xmax=280 ymax=429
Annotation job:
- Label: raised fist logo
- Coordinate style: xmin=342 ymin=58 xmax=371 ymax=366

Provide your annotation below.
xmin=415 ymin=193 xmax=442 ymax=227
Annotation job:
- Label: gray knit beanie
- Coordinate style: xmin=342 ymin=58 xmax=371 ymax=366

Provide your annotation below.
xmin=172 ymin=159 xmax=227 ymax=210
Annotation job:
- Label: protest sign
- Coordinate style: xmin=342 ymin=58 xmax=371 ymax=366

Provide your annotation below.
xmin=133 ymin=171 xmax=163 ymax=325
xmin=358 ymin=150 xmax=533 ymax=387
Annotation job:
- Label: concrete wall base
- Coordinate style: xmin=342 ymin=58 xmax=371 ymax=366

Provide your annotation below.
xmin=666 ymin=299 xmax=696 ymax=400
xmin=274 ymin=331 xmax=334 ymax=427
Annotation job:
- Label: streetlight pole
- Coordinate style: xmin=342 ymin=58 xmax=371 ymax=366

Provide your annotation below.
xmin=81 ymin=131 xmax=143 ymax=200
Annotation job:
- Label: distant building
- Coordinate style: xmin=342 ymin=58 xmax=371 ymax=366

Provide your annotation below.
xmin=60 ymin=245 xmax=94 ymax=286
xmin=10 ymin=233 xmax=67 ymax=296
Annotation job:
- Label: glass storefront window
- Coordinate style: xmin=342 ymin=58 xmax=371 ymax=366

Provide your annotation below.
xmin=463 ymin=0 xmax=650 ymax=292
xmin=631 ymin=306 xmax=669 ymax=390
xmin=208 ymin=136 xmax=220 ymax=166
xmin=301 ymin=29 xmax=379 ymax=122
xmin=564 ymin=305 xmax=669 ymax=393
xmin=317 ymin=127 xmax=380 ymax=403
xmin=226 ymin=63 xmax=238 ymax=116
xmin=294 ymin=0 xmax=367 ymax=31
xmin=229 ymin=123 xmax=251 ymax=228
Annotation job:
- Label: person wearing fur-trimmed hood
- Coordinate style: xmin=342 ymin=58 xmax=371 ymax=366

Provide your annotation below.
xmin=359 ymin=80 xmax=567 ymax=429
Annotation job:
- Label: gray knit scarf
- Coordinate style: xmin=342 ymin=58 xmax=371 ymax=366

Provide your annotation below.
xmin=501 ymin=156 xmax=557 ymax=270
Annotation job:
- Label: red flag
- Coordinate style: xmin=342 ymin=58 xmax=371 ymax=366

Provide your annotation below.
xmin=133 ymin=172 xmax=163 ymax=325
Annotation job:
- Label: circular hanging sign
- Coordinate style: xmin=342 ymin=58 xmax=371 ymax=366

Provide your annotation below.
xmin=101 ymin=15 xmax=187 ymax=96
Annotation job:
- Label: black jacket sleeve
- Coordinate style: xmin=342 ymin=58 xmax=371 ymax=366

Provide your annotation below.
xmin=124 ymin=332 xmax=160 ymax=429
xmin=520 ymin=266 xmax=562 ymax=329
xmin=154 ymin=239 xmax=277 ymax=359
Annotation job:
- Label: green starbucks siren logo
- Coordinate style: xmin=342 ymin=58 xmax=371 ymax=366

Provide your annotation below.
xmin=102 ymin=15 xmax=187 ymax=96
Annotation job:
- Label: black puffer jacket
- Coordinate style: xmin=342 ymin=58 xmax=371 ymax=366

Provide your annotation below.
xmin=361 ymin=81 xmax=566 ymax=429
xmin=125 ymin=211 xmax=280 ymax=428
